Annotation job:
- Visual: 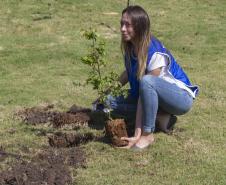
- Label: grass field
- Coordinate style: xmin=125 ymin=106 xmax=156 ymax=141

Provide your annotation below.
xmin=0 ymin=0 xmax=226 ymax=184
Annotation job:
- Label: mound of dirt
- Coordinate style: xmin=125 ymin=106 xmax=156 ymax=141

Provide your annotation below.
xmin=0 ymin=160 xmax=72 ymax=185
xmin=88 ymin=111 xmax=108 ymax=129
xmin=0 ymin=147 xmax=20 ymax=162
xmin=0 ymin=148 xmax=7 ymax=162
xmin=35 ymin=147 xmax=86 ymax=168
xmin=16 ymin=104 xmax=92 ymax=129
xmin=16 ymin=104 xmax=132 ymax=147
xmin=48 ymin=132 xmax=96 ymax=148
xmin=0 ymin=147 xmax=85 ymax=185
xmin=67 ymin=104 xmax=91 ymax=114
xmin=51 ymin=112 xmax=90 ymax=129
xmin=16 ymin=104 xmax=55 ymax=125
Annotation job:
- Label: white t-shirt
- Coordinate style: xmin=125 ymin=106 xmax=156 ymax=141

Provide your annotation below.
xmin=147 ymin=53 xmax=195 ymax=98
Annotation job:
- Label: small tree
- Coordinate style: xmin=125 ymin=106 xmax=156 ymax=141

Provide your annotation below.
xmin=81 ymin=29 xmax=127 ymax=118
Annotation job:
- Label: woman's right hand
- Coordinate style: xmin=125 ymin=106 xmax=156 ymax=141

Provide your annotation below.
xmin=120 ymin=127 xmax=142 ymax=148
xmin=120 ymin=136 xmax=140 ymax=149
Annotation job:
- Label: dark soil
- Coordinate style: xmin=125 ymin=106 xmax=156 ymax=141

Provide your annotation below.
xmin=0 ymin=147 xmax=20 ymax=162
xmin=88 ymin=111 xmax=108 ymax=130
xmin=0 ymin=148 xmax=8 ymax=162
xmin=16 ymin=104 xmax=110 ymax=131
xmin=105 ymin=119 xmax=128 ymax=147
xmin=51 ymin=112 xmax=90 ymax=129
xmin=0 ymin=147 xmax=85 ymax=185
xmin=16 ymin=104 xmax=92 ymax=129
xmin=16 ymin=104 xmax=55 ymax=125
xmin=67 ymin=104 xmax=91 ymax=114
xmin=4 ymin=104 xmax=136 ymax=185
xmin=48 ymin=132 xmax=96 ymax=148
xmin=16 ymin=104 xmax=135 ymax=146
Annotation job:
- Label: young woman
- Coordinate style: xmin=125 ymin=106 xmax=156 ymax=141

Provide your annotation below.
xmin=104 ymin=5 xmax=199 ymax=150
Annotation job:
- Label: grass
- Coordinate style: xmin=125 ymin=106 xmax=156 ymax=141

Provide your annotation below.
xmin=0 ymin=0 xmax=226 ymax=184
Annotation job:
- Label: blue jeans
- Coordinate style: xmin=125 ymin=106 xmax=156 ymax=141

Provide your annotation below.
xmin=106 ymin=75 xmax=193 ymax=133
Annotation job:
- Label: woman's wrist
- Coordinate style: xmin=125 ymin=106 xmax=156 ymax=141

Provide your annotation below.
xmin=134 ymin=128 xmax=142 ymax=139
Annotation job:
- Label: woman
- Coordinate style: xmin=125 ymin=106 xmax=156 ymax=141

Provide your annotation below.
xmin=105 ymin=5 xmax=199 ymax=150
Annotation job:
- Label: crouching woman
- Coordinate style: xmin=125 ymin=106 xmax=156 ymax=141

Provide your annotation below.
xmin=106 ymin=5 xmax=199 ymax=150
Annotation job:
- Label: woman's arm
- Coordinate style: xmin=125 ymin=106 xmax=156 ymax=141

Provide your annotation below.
xmin=118 ymin=70 xmax=128 ymax=86
xmin=120 ymin=68 xmax=161 ymax=148
xmin=121 ymin=97 xmax=142 ymax=148
xmin=134 ymin=97 xmax=142 ymax=138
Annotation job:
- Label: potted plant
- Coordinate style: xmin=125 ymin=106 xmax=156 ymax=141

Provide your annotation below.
xmin=81 ymin=29 xmax=129 ymax=147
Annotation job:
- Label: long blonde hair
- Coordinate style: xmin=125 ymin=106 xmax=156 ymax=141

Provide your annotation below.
xmin=121 ymin=6 xmax=151 ymax=79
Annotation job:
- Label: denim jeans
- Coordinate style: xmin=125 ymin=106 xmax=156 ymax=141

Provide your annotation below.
xmin=106 ymin=75 xmax=193 ymax=133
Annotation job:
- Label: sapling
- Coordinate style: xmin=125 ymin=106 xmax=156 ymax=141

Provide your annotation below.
xmin=81 ymin=29 xmax=127 ymax=119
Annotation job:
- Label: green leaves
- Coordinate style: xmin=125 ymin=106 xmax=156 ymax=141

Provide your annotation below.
xmin=82 ymin=29 xmax=98 ymax=41
xmin=81 ymin=29 xmax=127 ymax=107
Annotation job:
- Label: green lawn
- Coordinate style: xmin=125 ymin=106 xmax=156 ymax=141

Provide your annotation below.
xmin=0 ymin=0 xmax=226 ymax=184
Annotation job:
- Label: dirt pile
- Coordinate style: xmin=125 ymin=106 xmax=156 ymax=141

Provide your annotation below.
xmin=0 ymin=147 xmax=20 ymax=162
xmin=0 ymin=147 xmax=85 ymax=185
xmin=48 ymin=132 xmax=96 ymax=148
xmin=4 ymin=104 xmax=134 ymax=185
xmin=16 ymin=104 xmax=92 ymax=129
xmin=16 ymin=104 xmax=55 ymax=125
xmin=0 ymin=148 xmax=7 ymax=162
xmin=52 ymin=112 xmax=90 ymax=129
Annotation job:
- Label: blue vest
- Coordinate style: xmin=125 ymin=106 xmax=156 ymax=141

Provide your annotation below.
xmin=125 ymin=36 xmax=199 ymax=99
